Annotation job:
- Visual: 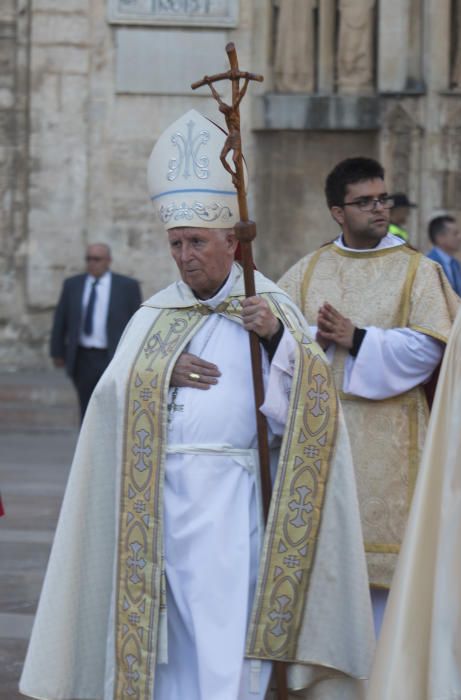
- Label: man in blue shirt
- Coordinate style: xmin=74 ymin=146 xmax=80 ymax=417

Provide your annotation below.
xmin=427 ymin=215 xmax=461 ymax=295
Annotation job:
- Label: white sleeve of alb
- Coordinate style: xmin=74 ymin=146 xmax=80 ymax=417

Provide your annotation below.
xmin=343 ymin=327 xmax=443 ymax=400
xmin=260 ymin=328 xmax=297 ymax=433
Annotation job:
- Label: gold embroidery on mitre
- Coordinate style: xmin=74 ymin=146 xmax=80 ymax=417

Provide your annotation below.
xmin=246 ymin=299 xmax=338 ymax=661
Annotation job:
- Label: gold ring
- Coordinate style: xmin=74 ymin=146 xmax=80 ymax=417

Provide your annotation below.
xmin=189 ymin=372 xmax=200 ymax=381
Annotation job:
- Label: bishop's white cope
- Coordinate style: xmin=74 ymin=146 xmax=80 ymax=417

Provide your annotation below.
xmin=20 ymin=264 xmax=374 ymax=700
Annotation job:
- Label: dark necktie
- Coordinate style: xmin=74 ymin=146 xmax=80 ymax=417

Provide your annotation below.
xmin=83 ymin=278 xmax=99 ymax=335
xmin=449 ymin=258 xmax=461 ymax=296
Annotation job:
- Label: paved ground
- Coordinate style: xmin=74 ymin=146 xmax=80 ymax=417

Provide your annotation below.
xmin=0 ymin=429 xmax=78 ymax=699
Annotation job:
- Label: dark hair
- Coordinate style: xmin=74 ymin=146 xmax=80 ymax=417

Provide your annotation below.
xmin=428 ymin=215 xmax=455 ymax=244
xmin=325 ymin=157 xmax=385 ymax=208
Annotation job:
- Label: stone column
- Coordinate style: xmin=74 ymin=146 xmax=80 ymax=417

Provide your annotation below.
xmin=86 ymin=1 xmax=114 ymax=245
xmin=317 ymin=0 xmax=336 ymax=93
xmin=378 ymin=0 xmax=410 ymax=92
xmin=26 ymin=1 xmax=91 ymax=308
xmin=451 ymin=0 xmax=461 ymax=88
xmin=421 ymin=0 xmax=450 ymax=90
xmin=407 ymin=0 xmax=423 ymax=89
xmin=0 ymin=1 xmax=35 ymax=366
xmin=419 ymin=0 xmax=452 ymax=244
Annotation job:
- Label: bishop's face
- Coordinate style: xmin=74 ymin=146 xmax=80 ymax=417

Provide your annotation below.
xmin=331 ymin=178 xmax=391 ymax=249
xmin=168 ymin=227 xmax=237 ymax=299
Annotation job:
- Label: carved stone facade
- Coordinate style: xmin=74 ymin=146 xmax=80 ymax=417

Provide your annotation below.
xmin=378 ymin=100 xmax=423 ymax=244
xmin=337 ymin=0 xmax=376 ymax=94
xmin=1 ymin=0 xmax=461 ymax=367
xmin=272 ymin=0 xmax=377 ymax=95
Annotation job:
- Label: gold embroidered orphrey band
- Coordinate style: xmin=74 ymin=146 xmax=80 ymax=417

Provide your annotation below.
xmin=114 ymin=306 xmax=206 ymax=700
xmin=246 ymin=299 xmax=338 ymax=661
xmin=114 ymin=297 xmax=338 ymax=699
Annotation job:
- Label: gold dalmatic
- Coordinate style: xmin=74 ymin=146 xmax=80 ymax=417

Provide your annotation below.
xmin=113 ymin=296 xmax=338 ymax=699
xmin=281 ymin=243 xmax=457 ymax=586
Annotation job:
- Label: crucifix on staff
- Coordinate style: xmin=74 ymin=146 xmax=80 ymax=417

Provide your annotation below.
xmin=193 ymin=41 xmax=289 ymax=699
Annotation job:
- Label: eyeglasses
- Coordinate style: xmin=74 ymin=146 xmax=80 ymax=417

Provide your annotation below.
xmin=342 ymin=196 xmax=395 ymax=212
xmin=85 ymin=256 xmax=105 ymax=262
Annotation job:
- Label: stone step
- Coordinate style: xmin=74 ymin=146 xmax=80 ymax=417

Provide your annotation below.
xmin=0 ymin=371 xmax=79 ymax=431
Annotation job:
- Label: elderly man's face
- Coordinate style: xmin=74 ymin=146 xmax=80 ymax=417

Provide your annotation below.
xmin=85 ymin=244 xmax=111 ymax=278
xmin=168 ymin=227 xmax=237 ymax=299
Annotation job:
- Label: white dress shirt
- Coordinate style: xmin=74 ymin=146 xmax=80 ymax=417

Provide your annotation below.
xmin=79 ymin=271 xmax=112 ymax=348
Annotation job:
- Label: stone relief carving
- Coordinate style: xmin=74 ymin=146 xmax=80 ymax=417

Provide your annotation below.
xmin=273 ymin=0 xmax=318 ymax=93
xmin=382 ymin=103 xmax=421 ymax=199
xmin=273 ymin=0 xmax=377 ymax=95
xmin=441 ymin=104 xmax=461 ymax=209
xmin=337 ymin=0 xmax=376 ymax=94
xmin=109 ymin=0 xmax=238 ymax=26
xmin=441 ymin=128 xmax=461 ymax=209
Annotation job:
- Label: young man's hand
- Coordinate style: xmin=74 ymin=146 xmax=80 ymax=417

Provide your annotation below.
xmin=317 ymin=302 xmax=355 ymax=350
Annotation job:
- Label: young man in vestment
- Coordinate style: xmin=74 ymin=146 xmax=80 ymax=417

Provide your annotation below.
xmin=278 ymin=157 xmax=459 ymax=635
xmin=20 ymin=113 xmax=374 ymax=700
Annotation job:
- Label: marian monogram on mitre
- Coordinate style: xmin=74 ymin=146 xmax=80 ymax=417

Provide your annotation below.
xmin=147 ymin=108 xmax=241 ymax=230
xmin=168 ymin=120 xmax=210 ymax=181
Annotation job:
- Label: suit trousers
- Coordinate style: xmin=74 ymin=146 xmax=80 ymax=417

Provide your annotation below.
xmin=73 ymin=347 xmax=109 ymax=420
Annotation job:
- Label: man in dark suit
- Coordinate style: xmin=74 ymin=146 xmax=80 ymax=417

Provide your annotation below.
xmin=427 ymin=215 xmax=461 ymax=296
xmin=50 ymin=243 xmax=142 ymax=419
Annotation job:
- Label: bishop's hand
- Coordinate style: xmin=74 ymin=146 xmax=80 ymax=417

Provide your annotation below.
xmin=170 ymin=352 xmax=221 ymax=390
xmin=317 ymin=302 xmax=355 ymax=350
xmin=241 ymin=296 xmax=280 ymax=340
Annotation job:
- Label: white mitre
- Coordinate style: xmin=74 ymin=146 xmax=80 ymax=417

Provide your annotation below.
xmin=147 ymin=109 xmax=239 ymax=230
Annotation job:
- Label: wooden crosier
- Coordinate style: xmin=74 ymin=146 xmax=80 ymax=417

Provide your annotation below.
xmin=192 ymin=43 xmax=289 ymax=700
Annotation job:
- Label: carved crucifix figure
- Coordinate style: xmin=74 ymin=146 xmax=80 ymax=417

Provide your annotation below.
xmin=191 ymin=47 xmax=262 ymax=197
xmin=204 ymin=77 xmax=250 ymax=187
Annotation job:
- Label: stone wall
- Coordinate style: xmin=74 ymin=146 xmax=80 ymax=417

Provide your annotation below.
xmin=0 ymin=1 xmax=34 ymax=365
xmin=1 ymin=0 xmax=461 ymax=368
xmin=0 ymin=0 xmax=264 ymax=368
xmin=254 ymin=130 xmax=378 ymax=280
